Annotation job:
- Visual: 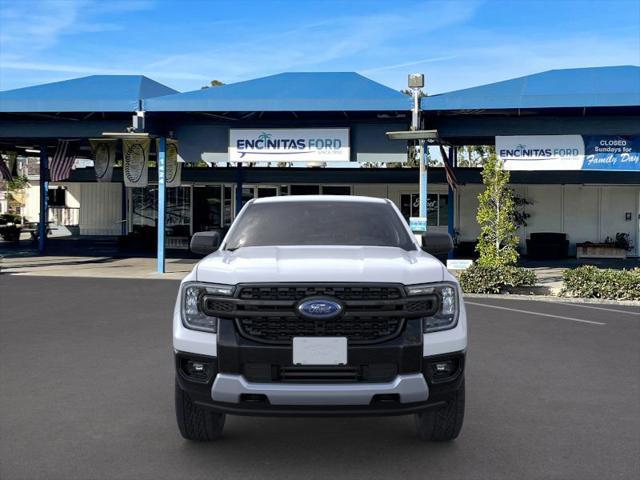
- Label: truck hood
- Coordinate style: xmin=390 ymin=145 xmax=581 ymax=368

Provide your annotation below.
xmin=196 ymin=246 xmax=444 ymax=285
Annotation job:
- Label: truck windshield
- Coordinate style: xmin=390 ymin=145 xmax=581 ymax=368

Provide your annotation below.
xmin=224 ymin=201 xmax=416 ymax=251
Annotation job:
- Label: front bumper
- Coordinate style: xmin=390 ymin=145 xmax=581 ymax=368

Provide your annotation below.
xmin=211 ymin=373 xmax=429 ymax=405
xmin=176 ymin=347 xmax=465 ymax=417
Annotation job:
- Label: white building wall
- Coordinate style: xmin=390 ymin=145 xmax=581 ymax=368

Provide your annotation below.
xmin=562 ymin=186 xmax=599 ymax=255
xmin=599 ymin=186 xmax=639 ymax=255
xmin=455 ymin=183 xmax=640 ymax=257
xmin=522 ymin=185 xmax=564 ymax=235
xmin=78 ymin=182 xmax=122 ymax=235
xmin=352 ymin=184 xmax=388 ymax=199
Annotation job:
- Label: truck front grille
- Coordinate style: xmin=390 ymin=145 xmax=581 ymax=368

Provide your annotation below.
xmin=203 ymin=283 xmax=439 ymax=345
xmin=236 ymin=315 xmax=404 ymax=344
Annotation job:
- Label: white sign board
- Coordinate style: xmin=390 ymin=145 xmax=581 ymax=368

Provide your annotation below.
xmin=446 ymin=259 xmax=473 ymax=270
xmin=229 ymin=128 xmax=350 ymax=163
xmin=496 ymin=135 xmax=585 ymax=170
xmin=410 ymin=217 xmax=427 ymax=232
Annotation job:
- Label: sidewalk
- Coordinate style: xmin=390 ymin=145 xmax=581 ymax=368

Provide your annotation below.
xmin=0 ymin=255 xmax=196 ymax=280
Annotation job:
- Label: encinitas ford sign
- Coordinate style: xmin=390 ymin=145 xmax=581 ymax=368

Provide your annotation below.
xmin=229 ymin=128 xmax=350 ymax=162
xmin=497 ymin=135 xmax=640 ymax=171
xmin=497 ymin=135 xmax=585 ymax=170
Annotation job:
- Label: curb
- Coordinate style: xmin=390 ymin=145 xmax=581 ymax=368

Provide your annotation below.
xmin=463 ymin=293 xmax=640 ymax=307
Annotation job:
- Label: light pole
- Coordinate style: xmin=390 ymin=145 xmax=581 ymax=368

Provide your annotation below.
xmin=408 ymin=73 xmax=427 ymax=220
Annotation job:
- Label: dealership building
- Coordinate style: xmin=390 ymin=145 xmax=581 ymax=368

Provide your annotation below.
xmin=1 ymin=65 xmax=639 ymax=264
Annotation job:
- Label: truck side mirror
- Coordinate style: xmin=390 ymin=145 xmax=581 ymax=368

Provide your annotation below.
xmin=190 ymin=231 xmax=221 ymax=256
xmin=421 ymin=232 xmax=453 ymax=256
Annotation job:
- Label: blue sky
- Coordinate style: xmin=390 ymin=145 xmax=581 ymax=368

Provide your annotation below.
xmin=0 ymin=0 xmax=638 ymax=94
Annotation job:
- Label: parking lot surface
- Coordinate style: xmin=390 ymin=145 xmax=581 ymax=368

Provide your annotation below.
xmin=1 ymin=276 xmax=638 ymax=480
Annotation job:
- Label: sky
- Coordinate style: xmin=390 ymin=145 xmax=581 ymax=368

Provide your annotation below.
xmin=0 ymin=0 xmax=639 ymax=94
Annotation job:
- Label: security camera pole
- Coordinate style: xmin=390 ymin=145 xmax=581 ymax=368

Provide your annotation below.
xmin=408 ymin=73 xmax=427 ymax=220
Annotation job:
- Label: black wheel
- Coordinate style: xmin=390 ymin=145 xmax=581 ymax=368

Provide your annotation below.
xmin=175 ymin=380 xmax=226 ymax=441
xmin=415 ymin=378 xmax=465 ymax=441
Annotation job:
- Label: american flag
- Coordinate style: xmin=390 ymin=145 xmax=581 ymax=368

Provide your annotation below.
xmin=439 ymin=145 xmax=458 ymax=190
xmin=49 ymin=140 xmax=78 ymax=182
xmin=0 ymin=156 xmax=12 ymax=181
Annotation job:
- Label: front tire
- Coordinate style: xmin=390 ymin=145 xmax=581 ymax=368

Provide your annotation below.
xmin=175 ymin=380 xmax=225 ymax=441
xmin=415 ymin=378 xmax=465 ymax=441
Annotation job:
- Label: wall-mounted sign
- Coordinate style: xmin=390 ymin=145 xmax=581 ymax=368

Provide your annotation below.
xmin=90 ymin=139 xmax=116 ymax=182
xmin=496 ymin=135 xmax=584 ymax=170
xmin=410 ymin=217 xmax=427 ymax=232
xmin=582 ymin=136 xmax=640 ymax=171
xmin=497 ymin=135 xmax=640 ymax=171
xmin=122 ymin=138 xmax=149 ymax=187
xmin=229 ymin=128 xmax=350 ymax=163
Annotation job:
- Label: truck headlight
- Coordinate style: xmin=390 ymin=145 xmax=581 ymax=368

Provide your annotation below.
xmin=181 ymin=282 xmax=233 ymax=332
xmin=406 ymin=282 xmax=459 ymax=333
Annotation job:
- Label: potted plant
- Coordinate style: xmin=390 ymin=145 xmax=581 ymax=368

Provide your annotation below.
xmin=576 ymin=233 xmax=633 ymax=259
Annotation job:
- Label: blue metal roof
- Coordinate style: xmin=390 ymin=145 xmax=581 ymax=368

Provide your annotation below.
xmin=0 ymin=75 xmax=178 ymax=113
xmin=422 ymin=66 xmax=640 ymax=111
xmin=145 ymin=72 xmax=411 ymax=112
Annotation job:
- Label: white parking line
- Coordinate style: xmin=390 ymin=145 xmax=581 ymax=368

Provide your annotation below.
xmin=465 ymin=301 xmax=606 ymax=326
xmin=552 ymin=302 xmax=640 ymax=316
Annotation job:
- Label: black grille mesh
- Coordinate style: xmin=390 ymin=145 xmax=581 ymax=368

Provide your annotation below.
xmin=238 ymin=285 xmax=402 ymax=301
xmin=236 ymin=316 xmax=403 ymax=344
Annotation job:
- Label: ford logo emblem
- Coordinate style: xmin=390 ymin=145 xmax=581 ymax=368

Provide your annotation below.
xmin=297 ymin=298 xmax=343 ymax=319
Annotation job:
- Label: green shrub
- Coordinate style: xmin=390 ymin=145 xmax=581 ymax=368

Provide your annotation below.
xmin=459 ymin=264 xmax=537 ymax=294
xmin=562 ymin=266 xmax=640 ymax=300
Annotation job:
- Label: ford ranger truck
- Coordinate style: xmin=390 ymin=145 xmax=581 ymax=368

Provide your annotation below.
xmin=173 ymin=195 xmax=467 ymax=441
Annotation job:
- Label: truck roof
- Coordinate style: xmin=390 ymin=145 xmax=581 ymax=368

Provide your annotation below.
xmin=252 ymin=195 xmax=388 ymax=204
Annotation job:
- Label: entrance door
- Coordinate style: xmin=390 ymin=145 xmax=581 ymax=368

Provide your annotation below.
xmin=193 ymin=186 xmax=222 ymax=232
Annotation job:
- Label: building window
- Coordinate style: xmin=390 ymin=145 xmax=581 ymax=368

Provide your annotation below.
xmin=400 ymin=193 xmax=449 ymax=227
xmin=321 ymin=185 xmax=351 ymax=195
xmin=48 ymin=188 xmax=66 ymax=207
xmin=290 ymin=184 xmax=320 ymax=195
xmin=166 ymin=187 xmax=191 ymax=237
xmin=131 ymin=186 xmax=191 ymax=232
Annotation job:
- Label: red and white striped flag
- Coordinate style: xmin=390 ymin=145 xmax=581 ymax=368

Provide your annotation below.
xmin=49 ymin=140 xmax=78 ymax=182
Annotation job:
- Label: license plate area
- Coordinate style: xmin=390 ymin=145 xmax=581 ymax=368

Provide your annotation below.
xmin=292 ymin=337 xmax=347 ymax=365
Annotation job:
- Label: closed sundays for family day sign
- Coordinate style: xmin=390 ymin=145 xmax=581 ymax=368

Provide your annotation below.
xmin=496 ymin=135 xmax=640 ymax=171
xmin=229 ymin=128 xmax=350 ymax=162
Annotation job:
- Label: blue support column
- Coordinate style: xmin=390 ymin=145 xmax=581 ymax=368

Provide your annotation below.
xmin=38 ymin=145 xmax=48 ymax=254
xmin=419 ymin=140 xmax=428 ymax=220
xmin=235 ymin=162 xmax=244 ymax=214
xmin=157 ymin=137 xmax=166 ymax=273
xmin=447 ymin=146 xmax=456 ymax=259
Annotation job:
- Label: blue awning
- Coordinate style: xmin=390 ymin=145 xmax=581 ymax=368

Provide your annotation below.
xmin=422 ymin=66 xmax=640 ymax=111
xmin=0 ymin=75 xmax=178 ymax=113
xmin=145 ymin=72 xmax=411 ymax=112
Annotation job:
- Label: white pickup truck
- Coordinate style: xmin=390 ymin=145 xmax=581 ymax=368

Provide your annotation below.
xmin=173 ymin=195 xmax=467 ymax=441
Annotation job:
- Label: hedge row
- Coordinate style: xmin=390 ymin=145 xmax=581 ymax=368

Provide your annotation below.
xmin=459 ymin=264 xmax=536 ymax=294
xmin=561 ymin=266 xmax=640 ymax=301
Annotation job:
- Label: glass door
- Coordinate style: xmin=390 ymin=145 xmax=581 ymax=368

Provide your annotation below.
xmin=193 ymin=186 xmax=222 ymax=232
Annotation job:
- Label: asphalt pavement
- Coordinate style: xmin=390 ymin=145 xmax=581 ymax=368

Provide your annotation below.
xmin=1 ymin=276 xmax=638 ymax=480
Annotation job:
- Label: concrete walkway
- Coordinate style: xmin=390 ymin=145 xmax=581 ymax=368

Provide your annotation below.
xmin=0 ymin=255 xmax=197 ymax=280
